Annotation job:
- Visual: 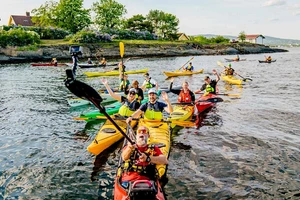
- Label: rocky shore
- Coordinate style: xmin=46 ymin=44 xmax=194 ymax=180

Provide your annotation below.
xmin=0 ymin=42 xmax=288 ymax=64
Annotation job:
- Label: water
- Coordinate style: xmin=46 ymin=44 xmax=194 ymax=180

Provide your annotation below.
xmin=1 ymin=48 xmax=300 ymax=199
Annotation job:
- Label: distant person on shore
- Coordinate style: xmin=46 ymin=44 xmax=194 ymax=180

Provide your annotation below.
xmin=51 ymin=58 xmax=58 ymax=66
xmin=87 ymin=58 xmax=93 ymax=64
xmin=183 ymin=62 xmax=194 ymax=72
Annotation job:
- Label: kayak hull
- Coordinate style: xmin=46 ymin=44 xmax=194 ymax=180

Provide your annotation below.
xmin=163 ymin=69 xmax=204 ymax=77
xmin=31 ymin=63 xmax=67 ymax=67
xmin=84 ymin=68 xmax=149 ymax=77
xmin=258 ymin=60 xmax=276 ymax=63
xmin=224 ymin=58 xmax=246 ymax=62
xmin=67 ymin=93 xmax=117 ymax=107
xmin=195 ymin=94 xmax=218 ymax=114
xmin=221 ymin=74 xmax=243 ymax=85
xmin=78 ymin=63 xmax=118 ymax=68
xmin=87 ymin=118 xmax=138 ymax=155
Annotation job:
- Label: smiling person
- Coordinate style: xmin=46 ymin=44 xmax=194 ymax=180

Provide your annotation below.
xmin=169 ymin=77 xmax=195 ymax=103
xmin=194 ymin=69 xmax=220 ymax=96
xmin=101 ymin=79 xmax=140 ymax=117
xmin=141 ymin=73 xmax=158 ymax=92
xmin=126 ymin=89 xmax=172 ymax=123
xmin=121 ymin=126 xmax=168 ymax=182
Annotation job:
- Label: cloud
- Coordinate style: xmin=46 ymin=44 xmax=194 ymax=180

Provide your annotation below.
xmin=293 ymin=4 xmax=300 ymax=9
xmin=293 ymin=11 xmax=300 ymax=16
xmin=268 ymin=18 xmax=279 ymax=21
xmin=263 ymin=0 xmax=286 ymax=7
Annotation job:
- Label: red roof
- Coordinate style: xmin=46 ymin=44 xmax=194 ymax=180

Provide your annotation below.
xmin=10 ymin=15 xmax=34 ymax=26
xmin=245 ymin=34 xmax=265 ymax=39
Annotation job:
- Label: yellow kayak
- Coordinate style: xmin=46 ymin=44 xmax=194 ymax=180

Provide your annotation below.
xmin=163 ymin=69 xmax=204 ymax=77
xmin=168 ymin=105 xmax=194 ymax=128
xmin=84 ymin=68 xmax=149 ymax=77
xmin=221 ymin=74 xmax=243 ymax=85
xmin=87 ymin=118 xmax=138 ymax=155
xmin=138 ymin=119 xmax=170 ymax=178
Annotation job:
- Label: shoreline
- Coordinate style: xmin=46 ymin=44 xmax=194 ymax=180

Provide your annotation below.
xmin=0 ymin=43 xmax=288 ymax=64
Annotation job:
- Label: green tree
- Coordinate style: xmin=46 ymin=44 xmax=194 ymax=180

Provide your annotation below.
xmin=31 ymin=0 xmax=58 ymax=27
xmin=92 ymin=0 xmax=127 ymax=30
xmin=55 ymin=0 xmax=91 ymax=33
xmin=146 ymin=10 xmax=179 ymax=39
xmin=238 ymin=31 xmax=246 ymax=42
xmin=125 ymin=14 xmax=153 ymax=32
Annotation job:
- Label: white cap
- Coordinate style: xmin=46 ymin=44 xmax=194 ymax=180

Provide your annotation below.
xmin=129 ymin=88 xmax=137 ymax=93
xmin=148 ymin=88 xmax=157 ymax=95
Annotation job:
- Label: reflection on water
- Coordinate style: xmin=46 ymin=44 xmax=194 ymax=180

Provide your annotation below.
xmin=1 ymin=48 xmax=300 ymax=199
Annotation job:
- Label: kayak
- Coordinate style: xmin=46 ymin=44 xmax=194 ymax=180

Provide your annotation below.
xmin=224 ymin=58 xmax=246 ymax=62
xmin=221 ymin=74 xmax=243 ymax=85
xmin=84 ymin=68 xmax=149 ymax=77
xmin=67 ymin=93 xmax=117 ymax=107
xmin=113 ymin=119 xmax=170 ymax=200
xmin=78 ymin=63 xmax=118 ymax=68
xmin=87 ymin=116 xmax=138 ymax=155
xmin=78 ymin=98 xmax=149 ymax=121
xmin=258 ymin=60 xmax=276 ymax=63
xmin=195 ymin=93 xmax=218 ymax=114
xmin=31 ymin=63 xmax=67 ymax=67
xmin=163 ymin=69 xmax=204 ymax=77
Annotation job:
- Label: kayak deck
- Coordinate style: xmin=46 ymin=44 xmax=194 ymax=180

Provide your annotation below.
xmin=163 ymin=69 xmax=204 ymax=77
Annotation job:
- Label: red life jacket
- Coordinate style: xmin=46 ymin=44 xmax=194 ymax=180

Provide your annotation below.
xmin=178 ymin=90 xmax=192 ymax=103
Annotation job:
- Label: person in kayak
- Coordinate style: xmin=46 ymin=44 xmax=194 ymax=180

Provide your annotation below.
xmin=266 ymin=56 xmax=272 ymax=62
xmin=118 ymin=60 xmax=126 ymax=72
xmin=223 ymin=63 xmax=235 ymax=75
xmin=51 ymin=58 xmax=58 ymax=66
xmin=169 ymin=77 xmax=195 ymax=103
xmin=183 ymin=62 xmax=194 ymax=72
xmin=102 ymin=79 xmax=140 ymax=117
xmin=121 ymin=126 xmax=168 ymax=182
xmin=194 ymin=69 xmax=220 ymax=96
xmin=126 ymin=88 xmax=173 ymax=123
xmin=234 ymin=55 xmax=240 ymax=61
xmin=119 ymin=74 xmax=130 ymax=94
xmin=87 ymin=58 xmax=93 ymax=64
xmin=131 ymin=80 xmax=144 ymax=101
xmin=100 ymin=57 xmax=107 ymax=65
xmin=141 ymin=73 xmax=158 ymax=91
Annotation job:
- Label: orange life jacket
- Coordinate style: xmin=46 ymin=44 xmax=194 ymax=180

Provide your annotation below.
xmin=178 ymin=90 xmax=192 ymax=103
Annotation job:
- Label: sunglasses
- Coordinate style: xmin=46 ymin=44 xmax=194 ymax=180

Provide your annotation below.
xmin=137 ymin=129 xmax=148 ymax=134
xmin=129 ymin=92 xmax=136 ymax=95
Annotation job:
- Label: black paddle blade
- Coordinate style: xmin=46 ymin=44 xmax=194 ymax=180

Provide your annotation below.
xmin=65 ymin=70 xmax=103 ymax=106
xmin=196 ymin=97 xmax=224 ymax=103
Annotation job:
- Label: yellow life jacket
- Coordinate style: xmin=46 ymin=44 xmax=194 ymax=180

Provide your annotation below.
xmin=225 ymin=68 xmax=234 ymax=75
xmin=204 ymin=84 xmax=215 ymax=96
xmin=144 ymin=102 xmax=163 ymax=120
xmin=145 ymin=78 xmax=155 ymax=89
xmin=118 ymin=99 xmax=138 ymax=117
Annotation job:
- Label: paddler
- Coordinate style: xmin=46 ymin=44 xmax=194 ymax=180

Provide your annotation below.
xmin=223 ymin=63 xmax=235 ymax=75
xmin=234 ymin=55 xmax=240 ymax=61
xmin=120 ymin=126 xmax=168 ymax=182
xmin=194 ymin=69 xmax=220 ymax=96
xmin=183 ymin=62 xmax=194 ymax=72
xmin=169 ymin=77 xmax=195 ymax=103
xmin=119 ymin=74 xmax=130 ymax=95
xmin=102 ymin=79 xmax=140 ymax=117
xmin=126 ymin=89 xmax=172 ymax=123
xmin=51 ymin=58 xmax=58 ymax=66
xmin=131 ymin=80 xmax=144 ymax=101
xmin=266 ymin=56 xmax=272 ymax=62
xmin=141 ymin=73 xmax=158 ymax=91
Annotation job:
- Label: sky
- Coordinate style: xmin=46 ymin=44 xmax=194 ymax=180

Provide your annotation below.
xmin=1 ymin=0 xmax=300 ymax=40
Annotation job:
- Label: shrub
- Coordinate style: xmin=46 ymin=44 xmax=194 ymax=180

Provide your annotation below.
xmin=106 ymin=29 xmax=157 ymax=40
xmin=70 ymin=30 xmax=112 ymax=43
xmin=0 ymin=29 xmax=40 ymax=47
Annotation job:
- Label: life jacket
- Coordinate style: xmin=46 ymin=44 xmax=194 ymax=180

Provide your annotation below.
xmin=144 ymin=102 xmax=163 ymax=120
xmin=121 ymin=144 xmax=158 ymax=179
xmin=186 ymin=65 xmax=192 ymax=70
xmin=145 ymin=78 xmax=155 ymax=89
xmin=118 ymin=99 xmax=138 ymax=117
xmin=178 ymin=90 xmax=192 ymax=103
xmin=225 ymin=68 xmax=234 ymax=75
xmin=204 ymin=84 xmax=215 ymax=96
xmin=119 ymin=80 xmax=130 ymax=91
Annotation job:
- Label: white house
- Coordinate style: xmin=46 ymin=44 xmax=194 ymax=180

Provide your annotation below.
xmin=245 ymin=34 xmax=265 ymax=44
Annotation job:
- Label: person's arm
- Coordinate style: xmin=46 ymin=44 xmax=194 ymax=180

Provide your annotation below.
xmin=194 ymin=84 xmax=205 ymax=94
xmin=194 ymin=89 xmax=202 ymax=94
xmin=126 ymin=109 xmax=143 ymax=123
xmin=212 ymin=69 xmax=220 ymax=83
xmin=169 ymin=82 xmax=181 ymax=95
xmin=101 ymin=79 xmax=122 ymax=101
xmin=190 ymin=91 xmax=195 ymax=102
xmin=161 ymin=92 xmax=173 ymax=113
xmin=122 ymin=144 xmax=135 ymax=160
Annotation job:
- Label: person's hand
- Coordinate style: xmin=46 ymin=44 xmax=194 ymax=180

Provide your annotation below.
xmin=126 ymin=116 xmax=132 ymax=124
xmin=161 ymin=91 xmax=169 ymax=101
xmin=101 ymin=78 xmax=108 ymax=85
xmin=127 ymin=142 xmax=135 ymax=151
xmin=139 ymin=153 xmax=150 ymax=162
xmin=212 ymin=69 xmax=217 ymax=75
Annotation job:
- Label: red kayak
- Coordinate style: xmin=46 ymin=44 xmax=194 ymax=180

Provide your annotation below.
xmin=195 ymin=93 xmax=218 ymax=113
xmin=31 ymin=63 xmax=67 ymax=67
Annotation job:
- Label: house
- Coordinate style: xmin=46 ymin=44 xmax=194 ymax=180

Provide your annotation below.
xmin=8 ymin=12 xmax=34 ymax=26
xmin=245 ymin=34 xmax=265 ymax=44
xmin=177 ymin=33 xmax=190 ymax=41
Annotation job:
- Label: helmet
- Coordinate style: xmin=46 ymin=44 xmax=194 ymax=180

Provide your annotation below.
xmin=129 ymin=88 xmax=137 ymax=93
xmin=229 ymin=63 xmax=231 ymax=67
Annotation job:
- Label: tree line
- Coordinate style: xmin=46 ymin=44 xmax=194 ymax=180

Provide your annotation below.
xmin=31 ymin=0 xmax=179 ymax=40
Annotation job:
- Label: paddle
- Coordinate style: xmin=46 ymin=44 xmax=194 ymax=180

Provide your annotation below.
xmin=119 ymin=42 xmax=126 ymax=91
xmin=172 ymin=97 xmax=224 ymax=105
xmin=178 ymin=57 xmax=194 ymax=71
xmin=65 ymin=69 xmax=135 ymax=145
xmin=195 ymin=92 xmax=240 ymax=97
xmin=217 ymin=61 xmax=253 ymax=81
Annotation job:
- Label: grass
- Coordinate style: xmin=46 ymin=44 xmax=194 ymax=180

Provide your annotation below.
xmin=16 ymin=44 xmax=39 ymax=51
